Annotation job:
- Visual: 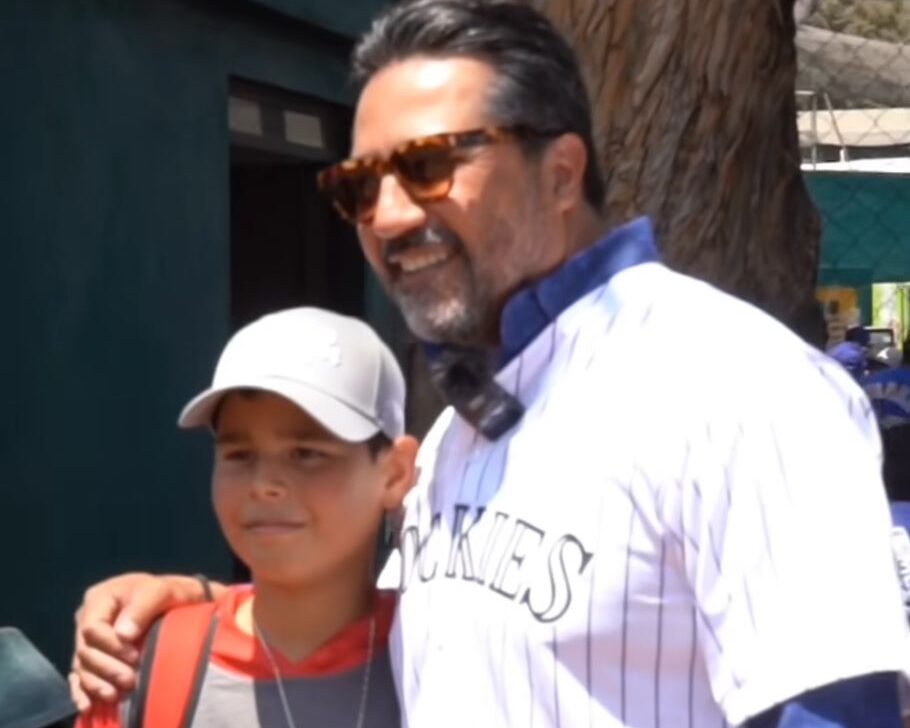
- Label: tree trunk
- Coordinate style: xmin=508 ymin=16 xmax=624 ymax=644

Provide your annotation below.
xmin=526 ymin=0 xmax=821 ymax=324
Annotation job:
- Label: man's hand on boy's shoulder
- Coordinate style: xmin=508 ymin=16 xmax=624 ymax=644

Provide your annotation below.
xmin=70 ymin=572 xmax=225 ymax=712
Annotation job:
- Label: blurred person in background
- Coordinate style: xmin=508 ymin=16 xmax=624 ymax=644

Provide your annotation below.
xmin=863 ymin=334 xmax=910 ymax=501
xmin=829 ymin=326 xmax=871 ymax=380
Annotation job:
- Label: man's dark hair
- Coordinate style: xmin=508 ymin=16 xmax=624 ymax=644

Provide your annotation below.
xmin=352 ymin=0 xmax=605 ymax=209
xmin=903 ymin=333 xmax=910 ymax=367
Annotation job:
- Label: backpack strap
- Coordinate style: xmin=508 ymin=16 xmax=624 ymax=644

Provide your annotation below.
xmin=127 ymin=602 xmax=219 ymax=728
xmin=126 ymin=617 xmax=162 ymax=728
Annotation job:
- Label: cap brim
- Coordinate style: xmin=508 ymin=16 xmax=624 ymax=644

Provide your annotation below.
xmin=177 ymin=377 xmax=382 ymax=442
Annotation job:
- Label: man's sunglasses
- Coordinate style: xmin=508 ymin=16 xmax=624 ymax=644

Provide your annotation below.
xmin=316 ymin=125 xmax=561 ymax=225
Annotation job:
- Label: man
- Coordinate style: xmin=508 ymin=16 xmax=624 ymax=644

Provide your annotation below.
xmin=72 ymin=1 xmax=908 ymax=726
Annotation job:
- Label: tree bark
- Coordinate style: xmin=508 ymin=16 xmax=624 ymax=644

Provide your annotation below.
xmin=526 ymin=0 xmax=821 ymax=323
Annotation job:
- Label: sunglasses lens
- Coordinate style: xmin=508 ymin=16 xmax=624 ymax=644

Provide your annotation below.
xmin=320 ymin=165 xmax=381 ymax=223
xmin=319 ymin=137 xmax=461 ymax=223
xmin=393 ymin=142 xmax=456 ymax=200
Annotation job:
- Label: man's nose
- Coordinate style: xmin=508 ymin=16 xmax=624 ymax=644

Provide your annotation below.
xmin=368 ymin=173 xmax=428 ymax=241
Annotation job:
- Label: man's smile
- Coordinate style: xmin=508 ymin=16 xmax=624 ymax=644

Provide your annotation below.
xmin=387 ymin=245 xmax=455 ymax=275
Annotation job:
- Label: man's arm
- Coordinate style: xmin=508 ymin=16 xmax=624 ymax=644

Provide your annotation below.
xmin=744 ymin=672 xmax=902 ymax=728
xmin=664 ymin=347 xmax=908 ymax=726
xmin=69 ymin=572 xmax=226 ymax=711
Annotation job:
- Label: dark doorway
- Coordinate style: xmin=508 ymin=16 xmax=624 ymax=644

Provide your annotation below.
xmin=229 ymin=147 xmax=363 ymax=330
xmin=227 ymin=78 xmax=361 ymax=330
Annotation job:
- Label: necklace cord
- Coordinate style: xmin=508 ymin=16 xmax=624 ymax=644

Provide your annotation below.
xmin=254 ymin=613 xmax=377 ymax=728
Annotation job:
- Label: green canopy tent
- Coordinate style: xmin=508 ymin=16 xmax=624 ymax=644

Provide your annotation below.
xmin=804 ymin=163 xmax=910 ymax=322
xmin=806 ymin=168 xmax=910 ymax=283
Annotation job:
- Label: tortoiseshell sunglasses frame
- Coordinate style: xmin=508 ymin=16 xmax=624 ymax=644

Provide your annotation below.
xmin=317 ymin=125 xmax=556 ymax=224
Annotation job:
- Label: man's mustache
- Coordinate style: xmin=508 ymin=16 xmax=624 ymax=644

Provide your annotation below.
xmin=383 ymin=224 xmax=463 ymax=264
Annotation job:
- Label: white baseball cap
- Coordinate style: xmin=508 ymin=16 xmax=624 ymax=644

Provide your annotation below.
xmin=178 ymin=307 xmax=405 ymax=441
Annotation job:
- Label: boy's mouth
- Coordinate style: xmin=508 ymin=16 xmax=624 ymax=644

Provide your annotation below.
xmin=243 ymin=518 xmax=306 ymax=534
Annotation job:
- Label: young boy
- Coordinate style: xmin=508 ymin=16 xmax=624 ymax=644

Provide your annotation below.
xmin=76 ymin=307 xmax=417 ymax=728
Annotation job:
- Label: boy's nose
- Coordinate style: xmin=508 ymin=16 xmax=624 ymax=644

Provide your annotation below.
xmin=250 ymin=463 xmax=287 ymax=499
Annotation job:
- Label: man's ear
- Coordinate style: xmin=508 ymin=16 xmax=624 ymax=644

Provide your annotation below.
xmin=544 ymin=133 xmax=588 ymax=214
xmin=381 ymin=435 xmax=419 ymax=510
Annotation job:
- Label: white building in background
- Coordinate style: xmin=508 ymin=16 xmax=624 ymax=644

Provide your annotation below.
xmin=798 ymin=106 xmax=910 ymax=150
xmin=801 ymin=157 xmax=910 ymax=174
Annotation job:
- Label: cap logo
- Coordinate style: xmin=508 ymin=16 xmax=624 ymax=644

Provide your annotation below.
xmin=290 ymin=321 xmax=342 ymax=368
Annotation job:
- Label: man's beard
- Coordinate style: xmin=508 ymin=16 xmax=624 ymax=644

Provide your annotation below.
xmin=382 ymin=224 xmax=497 ymax=347
xmin=394 ymin=276 xmax=494 ymax=346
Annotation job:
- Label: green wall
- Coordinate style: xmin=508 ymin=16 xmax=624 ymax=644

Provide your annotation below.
xmin=249 ymin=0 xmax=388 ymax=38
xmin=0 ymin=0 xmax=377 ymax=671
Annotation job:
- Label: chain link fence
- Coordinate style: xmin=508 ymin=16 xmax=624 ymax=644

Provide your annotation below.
xmin=797 ymin=0 xmax=910 ymax=363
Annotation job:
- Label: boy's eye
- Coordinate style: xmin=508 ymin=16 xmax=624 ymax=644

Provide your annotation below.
xmin=221 ymin=448 xmax=252 ymax=463
xmin=291 ymin=447 xmax=328 ymax=463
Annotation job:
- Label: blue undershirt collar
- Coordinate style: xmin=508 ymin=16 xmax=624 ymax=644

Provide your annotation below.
xmin=423 ymin=215 xmax=661 ymax=370
xmin=497 ymin=215 xmax=660 ymax=367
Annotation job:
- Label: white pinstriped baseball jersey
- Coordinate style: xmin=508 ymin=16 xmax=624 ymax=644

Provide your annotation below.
xmin=381 ymin=243 xmax=910 ymax=727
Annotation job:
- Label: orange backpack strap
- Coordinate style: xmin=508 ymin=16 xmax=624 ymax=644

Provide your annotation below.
xmin=127 ymin=602 xmax=219 ymax=728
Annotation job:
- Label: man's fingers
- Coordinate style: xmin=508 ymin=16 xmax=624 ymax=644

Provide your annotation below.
xmin=80 ymin=620 xmax=139 ymax=665
xmin=78 ymin=585 xmax=121 ymax=628
xmin=69 ymin=571 xmax=210 ymax=710
xmin=69 ymin=571 xmax=168 ymax=710
xmin=74 ymin=644 xmax=138 ymax=693
xmin=113 ymin=579 xmax=173 ymax=641
xmin=72 ymin=663 xmax=123 ymax=703
xmin=68 ymin=671 xmax=92 ymax=713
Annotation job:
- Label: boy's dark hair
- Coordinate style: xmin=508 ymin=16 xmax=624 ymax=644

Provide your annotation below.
xmin=352 ymin=0 xmax=605 ymax=209
xmin=366 ymin=432 xmax=393 ymax=459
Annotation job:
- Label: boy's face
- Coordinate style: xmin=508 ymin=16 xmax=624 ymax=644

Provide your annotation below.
xmin=211 ymin=391 xmax=415 ymax=588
